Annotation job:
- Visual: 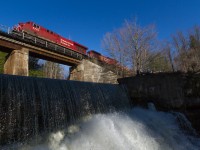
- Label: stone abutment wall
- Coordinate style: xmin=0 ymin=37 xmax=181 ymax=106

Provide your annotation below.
xmin=4 ymin=48 xmax=29 ymax=76
xmin=118 ymin=73 xmax=200 ymax=134
xmin=69 ymin=59 xmax=119 ymax=84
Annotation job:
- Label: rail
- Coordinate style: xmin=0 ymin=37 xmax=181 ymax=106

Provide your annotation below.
xmin=0 ymin=24 xmax=85 ymax=61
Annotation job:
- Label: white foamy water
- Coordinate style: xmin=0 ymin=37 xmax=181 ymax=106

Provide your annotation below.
xmin=8 ymin=108 xmax=200 ymax=150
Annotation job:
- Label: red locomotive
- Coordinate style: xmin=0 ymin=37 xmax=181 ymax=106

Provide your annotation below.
xmin=13 ymin=21 xmax=120 ymax=66
xmin=14 ymin=21 xmax=88 ymax=55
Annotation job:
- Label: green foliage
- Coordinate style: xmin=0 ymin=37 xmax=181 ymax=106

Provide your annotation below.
xmin=0 ymin=52 xmax=7 ymax=74
xmin=190 ymin=35 xmax=198 ymax=49
xmin=173 ymin=26 xmax=200 ymax=72
xmin=29 ymin=57 xmax=41 ymax=70
xmin=148 ymin=53 xmax=171 ymax=72
xmin=29 ymin=69 xmax=43 ymax=77
xmin=28 ymin=56 xmax=43 ymax=77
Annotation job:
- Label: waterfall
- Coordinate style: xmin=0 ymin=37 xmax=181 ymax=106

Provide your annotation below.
xmin=0 ymin=74 xmax=200 ymax=150
xmin=0 ymin=74 xmax=129 ymax=147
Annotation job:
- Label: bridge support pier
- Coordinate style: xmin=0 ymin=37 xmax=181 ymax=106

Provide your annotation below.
xmin=69 ymin=59 xmax=118 ymax=84
xmin=4 ymin=48 xmax=29 ymax=76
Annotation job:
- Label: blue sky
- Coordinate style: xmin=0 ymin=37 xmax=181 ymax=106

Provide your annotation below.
xmin=1 ymin=0 xmax=200 ymax=56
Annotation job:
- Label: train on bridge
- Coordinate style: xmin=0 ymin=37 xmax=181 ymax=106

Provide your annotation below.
xmin=14 ymin=21 xmax=118 ymax=65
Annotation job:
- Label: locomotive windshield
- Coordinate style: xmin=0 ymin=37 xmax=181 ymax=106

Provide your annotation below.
xmin=33 ymin=23 xmax=40 ymax=29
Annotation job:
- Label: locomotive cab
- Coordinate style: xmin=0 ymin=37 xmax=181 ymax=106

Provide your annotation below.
xmin=32 ymin=23 xmax=40 ymax=31
xmin=14 ymin=21 xmax=40 ymax=34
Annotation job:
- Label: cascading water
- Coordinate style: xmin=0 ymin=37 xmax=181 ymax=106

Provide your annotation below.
xmin=0 ymin=74 xmax=129 ymax=147
xmin=0 ymin=74 xmax=200 ymax=150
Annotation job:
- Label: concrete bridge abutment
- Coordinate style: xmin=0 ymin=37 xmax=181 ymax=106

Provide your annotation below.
xmin=69 ymin=59 xmax=119 ymax=84
xmin=4 ymin=48 xmax=29 ymax=76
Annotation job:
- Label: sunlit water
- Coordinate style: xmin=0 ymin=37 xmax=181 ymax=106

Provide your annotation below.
xmin=4 ymin=107 xmax=200 ymax=150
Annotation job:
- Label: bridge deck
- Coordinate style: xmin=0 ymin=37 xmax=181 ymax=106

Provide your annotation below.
xmin=0 ymin=29 xmax=86 ymax=66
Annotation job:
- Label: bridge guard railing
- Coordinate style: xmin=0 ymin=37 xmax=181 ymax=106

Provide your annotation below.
xmin=0 ymin=25 xmax=85 ymax=61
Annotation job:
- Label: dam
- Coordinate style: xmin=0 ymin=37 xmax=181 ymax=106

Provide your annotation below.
xmin=0 ymin=74 xmax=200 ymax=150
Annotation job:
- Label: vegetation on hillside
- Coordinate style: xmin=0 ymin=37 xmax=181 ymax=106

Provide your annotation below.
xmin=102 ymin=19 xmax=200 ymax=75
xmin=29 ymin=57 xmax=43 ymax=77
xmin=0 ymin=52 xmax=7 ymax=74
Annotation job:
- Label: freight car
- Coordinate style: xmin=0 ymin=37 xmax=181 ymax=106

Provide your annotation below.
xmin=14 ymin=21 xmax=88 ymax=55
xmin=87 ymin=50 xmax=118 ymax=65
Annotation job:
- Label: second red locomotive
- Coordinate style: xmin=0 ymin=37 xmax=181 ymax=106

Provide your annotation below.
xmin=87 ymin=50 xmax=117 ymax=65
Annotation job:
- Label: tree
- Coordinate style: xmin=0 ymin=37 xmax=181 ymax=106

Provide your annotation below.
xmin=29 ymin=57 xmax=41 ymax=70
xmin=189 ymin=26 xmax=200 ymax=71
xmin=102 ymin=19 xmax=159 ymax=74
xmin=43 ymin=61 xmax=64 ymax=79
xmin=165 ymin=44 xmax=175 ymax=72
xmin=158 ymin=42 xmax=175 ymax=72
xmin=29 ymin=56 xmax=43 ymax=77
xmin=147 ymin=50 xmax=172 ymax=72
xmin=172 ymin=31 xmax=190 ymax=72
xmin=172 ymin=26 xmax=200 ymax=72
xmin=102 ymin=27 xmax=130 ymax=76
xmin=125 ymin=20 xmax=157 ymax=73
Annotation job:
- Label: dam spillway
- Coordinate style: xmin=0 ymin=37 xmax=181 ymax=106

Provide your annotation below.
xmin=0 ymin=74 xmax=129 ymax=146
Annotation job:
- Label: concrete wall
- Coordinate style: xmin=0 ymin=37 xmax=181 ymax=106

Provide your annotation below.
xmin=4 ymin=48 xmax=29 ymax=76
xmin=69 ymin=59 xmax=119 ymax=84
xmin=118 ymin=72 xmax=200 ymax=134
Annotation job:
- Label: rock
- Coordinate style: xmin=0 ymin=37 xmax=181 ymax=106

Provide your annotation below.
xmin=118 ymin=72 xmax=200 ymax=134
